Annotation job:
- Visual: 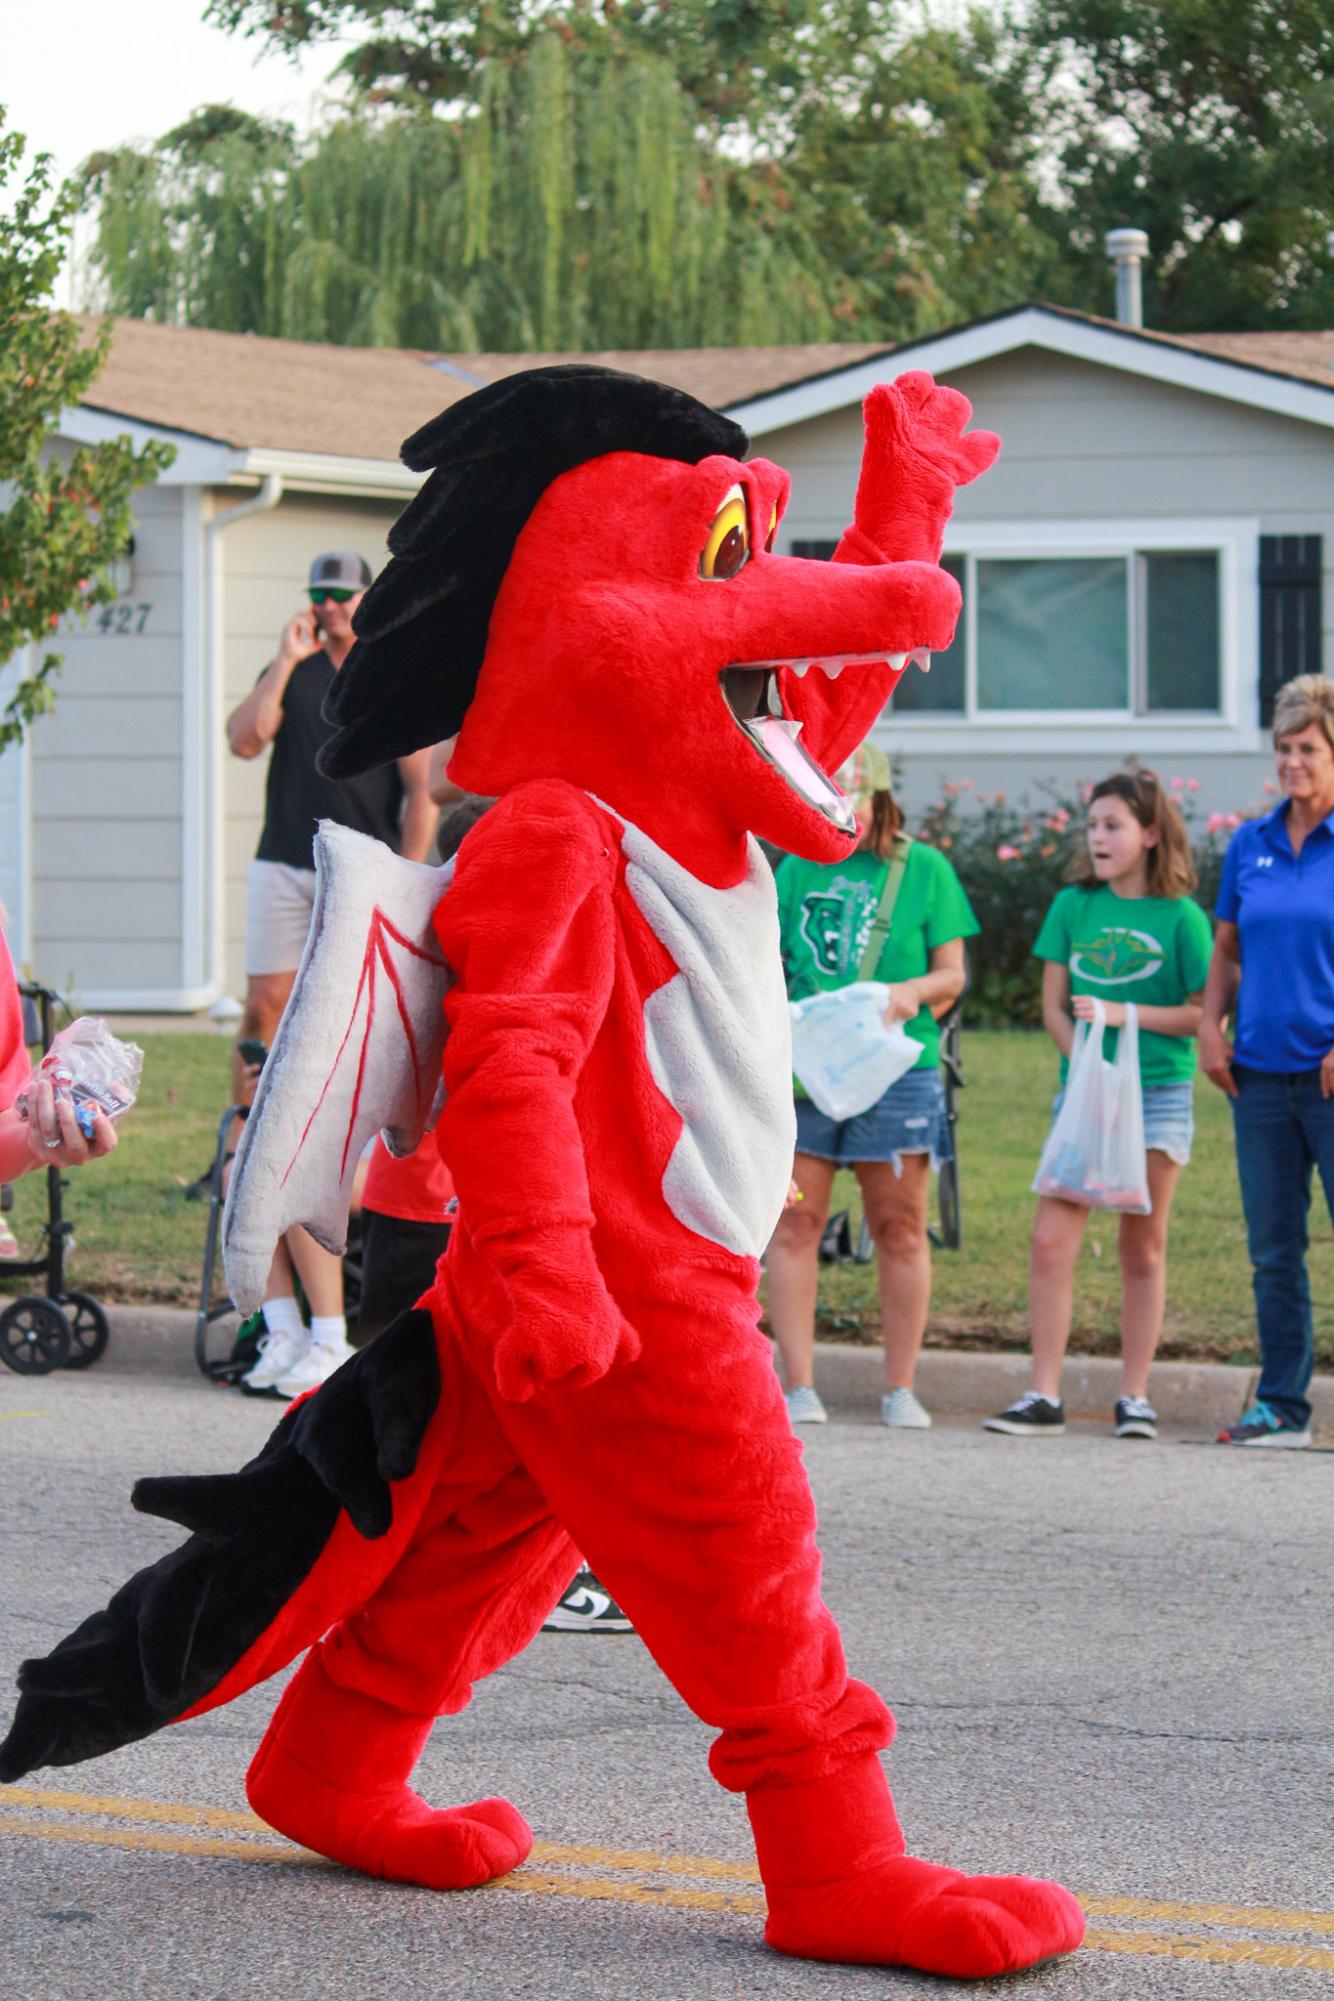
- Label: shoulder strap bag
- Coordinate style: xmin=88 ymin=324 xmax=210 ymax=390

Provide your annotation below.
xmin=858 ymin=836 xmax=911 ymax=980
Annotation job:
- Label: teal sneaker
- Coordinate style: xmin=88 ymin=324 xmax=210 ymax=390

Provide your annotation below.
xmin=1217 ymin=1401 xmax=1311 ymax=1449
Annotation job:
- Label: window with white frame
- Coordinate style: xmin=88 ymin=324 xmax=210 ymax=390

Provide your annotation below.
xmin=891 ymin=536 xmax=1229 ymax=720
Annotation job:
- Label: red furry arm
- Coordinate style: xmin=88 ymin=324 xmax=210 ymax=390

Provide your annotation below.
xmin=434 ymin=783 xmax=638 ymax=1400
xmin=834 ymin=373 xmax=1000 ymax=569
xmin=783 ymin=372 xmax=1000 ymax=773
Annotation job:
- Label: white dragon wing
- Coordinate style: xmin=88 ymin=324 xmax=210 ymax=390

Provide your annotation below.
xmin=223 ymin=821 xmax=454 ymax=1315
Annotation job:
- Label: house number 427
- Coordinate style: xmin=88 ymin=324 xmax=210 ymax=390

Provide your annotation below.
xmin=95 ymin=603 xmax=152 ymax=636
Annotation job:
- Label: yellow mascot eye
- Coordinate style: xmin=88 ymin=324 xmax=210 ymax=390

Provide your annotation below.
xmin=699 ymin=490 xmax=750 ymax=580
xmin=766 ymin=503 xmax=778 ymax=552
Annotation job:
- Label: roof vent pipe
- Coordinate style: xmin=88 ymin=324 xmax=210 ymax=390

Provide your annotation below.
xmin=1104 ymin=228 xmax=1150 ymax=328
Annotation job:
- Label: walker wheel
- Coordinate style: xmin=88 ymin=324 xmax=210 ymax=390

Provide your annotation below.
xmin=938 ymin=1157 xmax=962 ymax=1251
xmin=60 ymin=1291 xmax=110 ymax=1370
xmin=0 ymin=1296 xmax=73 ymax=1375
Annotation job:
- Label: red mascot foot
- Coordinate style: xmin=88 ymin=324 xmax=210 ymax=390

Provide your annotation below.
xmin=748 ymin=1757 xmax=1084 ymax=1979
xmin=246 ymin=1646 xmax=531 ymax=1890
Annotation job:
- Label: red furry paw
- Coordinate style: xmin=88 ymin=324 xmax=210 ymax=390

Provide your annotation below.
xmin=247 ymin=1735 xmax=532 ymax=1890
xmin=764 ymin=1856 xmax=1085 ymax=1978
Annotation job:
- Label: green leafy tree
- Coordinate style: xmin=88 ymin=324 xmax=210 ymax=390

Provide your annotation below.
xmin=1031 ymin=0 xmax=1334 ymax=329
xmin=794 ymin=15 xmax=1063 ymax=338
xmin=81 ymin=38 xmax=852 ymax=348
xmin=203 ymin=0 xmax=880 ymax=132
xmin=0 ymin=114 xmax=173 ymax=751
xmin=200 ymin=0 xmax=1334 ymax=337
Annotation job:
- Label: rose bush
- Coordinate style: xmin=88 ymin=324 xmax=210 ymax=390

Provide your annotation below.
xmin=911 ymin=775 xmax=1265 ymax=1027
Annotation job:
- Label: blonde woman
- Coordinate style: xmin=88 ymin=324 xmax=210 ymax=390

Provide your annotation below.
xmin=1202 ymin=675 xmax=1334 ymax=1450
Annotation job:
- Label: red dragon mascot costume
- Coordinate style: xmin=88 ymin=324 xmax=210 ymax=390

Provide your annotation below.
xmin=1 ymin=365 xmax=1083 ymax=1979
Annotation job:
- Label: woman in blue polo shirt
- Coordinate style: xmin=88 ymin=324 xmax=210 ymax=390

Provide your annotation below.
xmin=1202 ymin=674 xmax=1334 ymax=1449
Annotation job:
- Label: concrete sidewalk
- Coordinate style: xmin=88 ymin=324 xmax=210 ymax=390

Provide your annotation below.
xmin=86 ymin=1305 xmax=1334 ymax=1435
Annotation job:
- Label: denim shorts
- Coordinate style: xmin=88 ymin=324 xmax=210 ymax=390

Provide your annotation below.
xmin=1050 ymin=1079 xmax=1195 ymax=1167
xmin=794 ymin=1065 xmax=951 ymax=1174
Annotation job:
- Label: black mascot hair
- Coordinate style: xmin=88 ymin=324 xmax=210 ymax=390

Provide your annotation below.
xmin=320 ymin=364 xmax=749 ymax=779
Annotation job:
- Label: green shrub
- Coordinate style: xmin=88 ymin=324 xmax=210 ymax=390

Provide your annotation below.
xmin=911 ymin=775 xmax=1263 ymax=1027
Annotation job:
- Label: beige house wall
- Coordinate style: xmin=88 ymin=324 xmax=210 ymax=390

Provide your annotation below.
xmin=214 ymin=489 xmax=401 ymax=1001
xmin=26 ymin=480 xmax=187 ymax=1002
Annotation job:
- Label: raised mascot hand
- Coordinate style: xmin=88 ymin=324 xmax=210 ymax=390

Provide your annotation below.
xmin=836 ymin=372 xmax=1001 ymax=569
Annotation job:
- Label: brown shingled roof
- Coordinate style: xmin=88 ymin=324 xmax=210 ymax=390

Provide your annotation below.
xmin=1034 ymin=305 xmax=1334 ymax=392
xmin=75 ymin=317 xmax=892 ymax=460
xmin=75 ymin=309 xmax=1333 ymax=463
xmin=1164 ymin=328 xmax=1334 ymax=390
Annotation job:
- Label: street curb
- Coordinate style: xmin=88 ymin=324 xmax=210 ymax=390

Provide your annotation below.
xmin=809 ymin=1342 xmax=1334 ymax=1434
xmin=91 ymin=1307 xmax=1333 ymax=1433
xmin=100 ymin=1305 xmax=226 ymax=1382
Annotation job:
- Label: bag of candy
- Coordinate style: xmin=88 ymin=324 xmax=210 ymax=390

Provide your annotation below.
xmin=16 ymin=1017 xmax=144 ymax=1138
xmin=1031 ymin=1000 xmax=1149 ymax=1214
xmin=788 ymin=981 xmax=922 ymax=1121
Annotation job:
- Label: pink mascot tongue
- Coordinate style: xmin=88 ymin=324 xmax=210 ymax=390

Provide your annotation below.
xmin=0 ymin=363 xmax=1084 ymax=1982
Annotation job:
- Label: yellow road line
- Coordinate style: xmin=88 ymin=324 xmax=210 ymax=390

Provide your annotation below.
xmin=508 ymin=1869 xmax=760 ymax=1916
xmin=4 ymin=1821 xmax=1334 ymax=1969
xmin=0 ymin=1818 xmax=316 ymax=1867
xmin=0 ymin=1410 xmax=48 ymax=1421
xmin=1084 ymin=1896 xmax=1334 ymax=1938
xmin=532 ymin=1840 xmax=758 ymax=1883
xmin=5 ymin=1785 xmax=1334 ymax=1963
xmin=1084 ymin=1928 xmax=1334 ymax=1973
xmin=0 ymin=1786 xmax=761 ymax=1880
xmin=2 ymin=1785 xmax=265 ymax=1832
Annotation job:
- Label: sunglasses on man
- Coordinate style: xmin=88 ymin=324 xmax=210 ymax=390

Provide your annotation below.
xmin=309 ymin=586 xmax=358 ymax=606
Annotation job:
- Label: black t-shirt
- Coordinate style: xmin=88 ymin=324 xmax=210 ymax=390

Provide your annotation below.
xmin=255 ymin=651 xmax=405 ymax=867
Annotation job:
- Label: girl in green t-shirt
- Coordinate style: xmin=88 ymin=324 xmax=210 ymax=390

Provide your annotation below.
xmin=985 ymin=770 xmax=1213 ymax=1443
xmin=768 ymin=745 xmax=979 ymax=1431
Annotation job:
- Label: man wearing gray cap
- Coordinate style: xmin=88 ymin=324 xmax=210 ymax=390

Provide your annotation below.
xmin=222 ymin=550 xmax=436 ymax=1398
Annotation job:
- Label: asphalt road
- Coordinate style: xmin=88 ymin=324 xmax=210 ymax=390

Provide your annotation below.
xmin=1 ymin=1367 xmax=1331 ymax=2001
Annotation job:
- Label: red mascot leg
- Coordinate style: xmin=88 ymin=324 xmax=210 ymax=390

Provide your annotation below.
xmin=454 ymin=1277 xmax=1084 ymax=1979
xmin=247 ymin=1312 xmax=580 ymax=1890
xmin=246 ymin=1646 xmax=532 ymax=1890
xmin=747 ymin=1758 xmax=1085 ymax=1979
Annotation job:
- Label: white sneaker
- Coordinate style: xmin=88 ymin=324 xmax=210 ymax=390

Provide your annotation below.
xmin=274 ymin=1333 xmax=357 ymax=1399
xmin=242 ymin=1325 xmax=312 ymax=1393
xmin=881 ymin=1386 xmax=932 ymax=1429
xmin=785 ymin=1385 xmax=828 ymax=1425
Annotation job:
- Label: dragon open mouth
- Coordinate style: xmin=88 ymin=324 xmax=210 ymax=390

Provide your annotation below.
xmin=721 ymin=652 xmax=931 ymax=831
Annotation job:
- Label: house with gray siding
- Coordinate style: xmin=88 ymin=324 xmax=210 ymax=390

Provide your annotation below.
xmin=2 ymin=304 xmax=1329 ymax=1014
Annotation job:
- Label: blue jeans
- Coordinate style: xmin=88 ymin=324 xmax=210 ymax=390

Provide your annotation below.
xmin=1230 ymin=1066 xmax=1334 ymax=1428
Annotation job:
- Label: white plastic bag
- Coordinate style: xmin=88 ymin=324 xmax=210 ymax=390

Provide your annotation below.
xmin=789 ymin=981 xmax=922 ymax=1122
xmin=16 ymin=1017 xmax=143 ymax=1138
xmin=1031 ymin=1000 xmax=1150 ymax=1214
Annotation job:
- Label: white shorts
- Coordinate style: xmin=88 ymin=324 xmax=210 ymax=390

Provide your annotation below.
xmin=244 ymin=860 xmax=317 ymax=977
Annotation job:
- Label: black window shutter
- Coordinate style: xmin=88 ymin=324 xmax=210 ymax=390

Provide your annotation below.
xmin=790 ymin=539 xmax=838 ymax=561
xmin=1258 ymin=535 xmax=1322 ymax=725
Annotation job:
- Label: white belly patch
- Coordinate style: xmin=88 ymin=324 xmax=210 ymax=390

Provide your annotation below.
xmin=615 ymin=815 xmax=795 ymax=1258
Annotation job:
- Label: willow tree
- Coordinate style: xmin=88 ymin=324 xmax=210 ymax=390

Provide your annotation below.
xmin=80 ymin=37 xmax=853 ymax=350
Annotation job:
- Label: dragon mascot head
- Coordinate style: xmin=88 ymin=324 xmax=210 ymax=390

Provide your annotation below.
xmin=320 ymin=363 xmax=996 ymax=885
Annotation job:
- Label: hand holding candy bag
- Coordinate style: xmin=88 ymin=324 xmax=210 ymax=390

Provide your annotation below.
xmin=17 ymin=1018 xmax=143 ymax=1141
xmin=789 ymin=982 xmax=922 ymax=1122
xmin=1032 ymin=999 xmax=1150 ymax=1214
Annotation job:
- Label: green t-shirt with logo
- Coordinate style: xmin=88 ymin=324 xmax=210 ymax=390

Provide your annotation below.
xmin=775 ymin=841 xmax=980 ymax=1073
xmin=1033 ymin=884 xmax=1214 ymax=1086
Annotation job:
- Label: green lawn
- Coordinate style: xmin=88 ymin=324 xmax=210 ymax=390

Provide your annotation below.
xmin=2 ymin=1029 xmax=1328 ymax=1368
xmin=2 ymin=1031 xmax=234 ymax=1309
xmin=778 ymin=1030 xmax=1333 ymax=1368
